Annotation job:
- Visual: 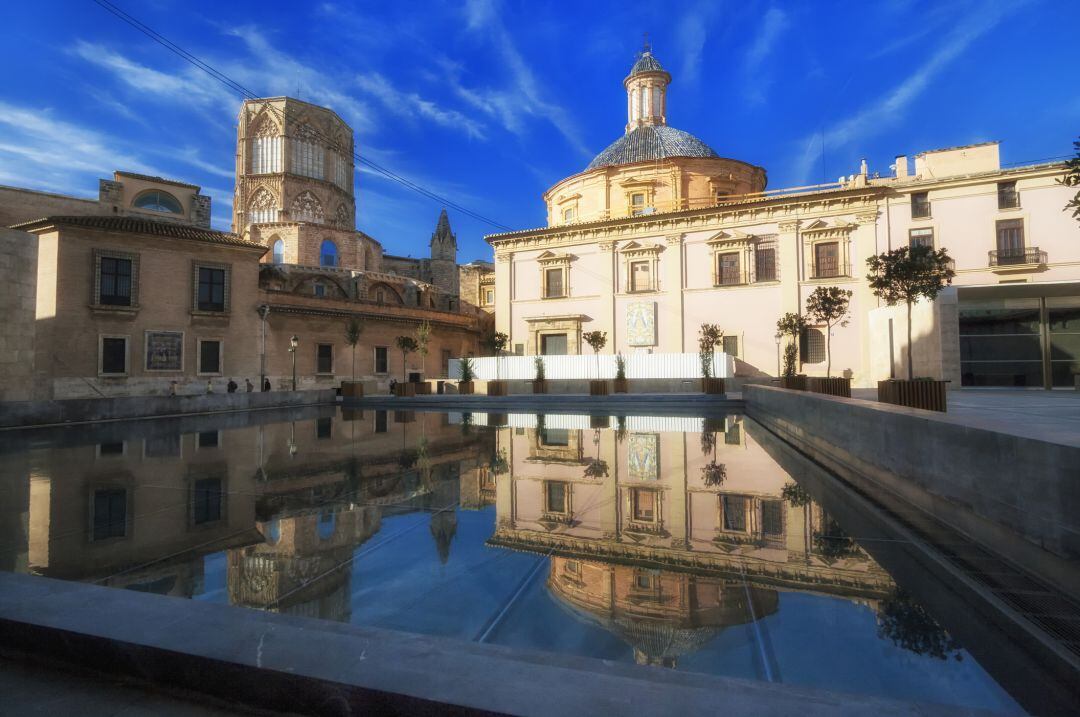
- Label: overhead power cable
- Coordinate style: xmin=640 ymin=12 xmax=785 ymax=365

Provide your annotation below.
xmin=91 ymin=0 xmax=513 ymax=231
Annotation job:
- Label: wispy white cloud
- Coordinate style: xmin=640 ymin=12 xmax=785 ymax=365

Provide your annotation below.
xmin=789 ymin=2 xmax=1020 ymax=184
xmin=460 ymin=0 xmax=591 ymax=158
xmin=676 ymin=1 xmax=722 ymax=85
xmin=355 ymin=72 xmax=486 ymax=140
xmin=742 ymin=7 xmax=789 ymax=105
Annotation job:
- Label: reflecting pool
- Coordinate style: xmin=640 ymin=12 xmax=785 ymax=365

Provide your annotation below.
xmin=0 ymin=408 xmax=1029 ymax=714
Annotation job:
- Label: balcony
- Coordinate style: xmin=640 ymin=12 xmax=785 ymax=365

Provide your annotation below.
xmin=809 ymin=259 xmax=851 ymax=280
xmin=988 ymin=248 xmax=1047 ymax=272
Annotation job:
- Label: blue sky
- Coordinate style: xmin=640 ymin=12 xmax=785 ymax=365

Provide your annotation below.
xmin=1 ymin=0 xmax=1077 ymax=262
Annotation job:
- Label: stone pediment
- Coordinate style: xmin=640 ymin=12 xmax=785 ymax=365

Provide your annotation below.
xmin=619 ymin=240 xmax=663 ymax=256
xmin=537 ymin=250 xmax=575 ymax=266
xmin=802 ymin=219 xmax=856 ymax=237
xmin=705 ymin=229 xmax=754 ymax=246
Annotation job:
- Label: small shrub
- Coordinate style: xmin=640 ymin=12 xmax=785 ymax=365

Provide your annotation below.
xmin=534 ymin=355 xmax=546 ymax=381
xmin=459 ymin=356 xmax=475 ymax=383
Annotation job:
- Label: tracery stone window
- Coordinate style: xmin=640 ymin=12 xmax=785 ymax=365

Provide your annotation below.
xmin=291 ymin=191 xmax=324 ymax=224
xmin=290 ymin=123 xmax=324 ymax=180
xmin=333 ymin=203 xmax=352 ymax=229
xmin=250 ymin=114 xmax=282 ymax=174
xmin=332 ymin=152 xmax=350 ymax=190
xmin=248 ymin=188 xmax=277 ymax=224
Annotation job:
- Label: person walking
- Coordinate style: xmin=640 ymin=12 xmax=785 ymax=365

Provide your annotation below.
xmin=227 ymin=378 xmax=238 ymax=393
xmin=263 ymin=378 xmax=271 ymax=392
xmin=245 ymin=378 xmax=254 ymax=392
xmin=206 ymin=379 xmax=214 ymax=394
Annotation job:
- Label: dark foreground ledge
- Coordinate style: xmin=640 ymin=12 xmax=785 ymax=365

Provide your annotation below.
xmin=0 ymin=390 xmax=337 ymax=429
xmin=0 ymin=573 xmax=989 ymax=717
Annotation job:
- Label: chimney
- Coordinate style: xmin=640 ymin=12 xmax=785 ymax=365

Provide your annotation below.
xmin=894 ymin=155 xmax=909 ymax=179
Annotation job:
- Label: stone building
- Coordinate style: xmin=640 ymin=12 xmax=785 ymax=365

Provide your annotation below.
xmin=487 ymin=45 xmax=1080 ymax=388
xmin=2 ymin=95 xmax=489 ymax=399
xmin=459 ymin=259 xmax=496 ymax=315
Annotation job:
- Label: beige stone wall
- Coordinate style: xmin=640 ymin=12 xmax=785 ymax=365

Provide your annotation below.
xmin=0 ymin=229 xmax=38 ymax=401
xmin=868 ymin=289 xmax=961 ymax=384
xmin=31 ymin=226 xmax=265 ymax=399
xmin=0 ymin=186 xmax=101 ymax=228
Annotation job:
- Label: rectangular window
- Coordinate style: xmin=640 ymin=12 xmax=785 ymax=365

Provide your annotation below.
xmin=630 ymin=260 xmax=651 ymax=292
xmin=375 ymin=409 xmax=388 ymax=433
xmin=634 ymin=573 xmax=655 ymax=590
xmin=911 ymin=191 xmax=930 ymax=219
xmin=813 ymin=242 xmax=840 ymax=278
xmin=98 ymin=442 xmax=124 ymax=456
xmin=545 ymin=268 xmax=565 ymax=298
xmin=996 ymin=219 xmax=1025 ymax=259
xmin=101 ymin=337 xmax=127 ymax=375
xmin=197 ymin=431 xmax=219 ymax=449
xmin=192 ymin=478 xmax=222 ymax=525
xmin=99 ymin=257 xmax=132 ymax=306
xmin=754 ymin=243 xmax=777 ymax=282
xmin=316 ymin=344 xmax=333 ymax=374
xmin=630 ymin=192 xmax=646 ymax=215
xmin=725 ymin=421 xmax=742 ymax=445
xmin=562 ymin=207 xmax=575 ymax=222
xmin=291 ymin=138 xmax=324 ymax=180
xmin=484 ymin=289 xmax=494 ymax=305
xmin=197 ymin=267 xmax=226 ymax=312
xmin=717 ymin=252 xmax=741 ymax=285
xmin=198 ymin=340 xmax=221 ymax=375
xmin=374 ymin=346 xmax=389 ymax=374
xmin=632 ymin=488 xmax=657 ymax=522
xmin=722 ymin=495 xmax=748 ymax=532
xmin=722 ymin=335 xmax=738 ymax=358
xmin=545 ymin=481 xmax=567 ymax=514
xmin=800 ymin=328 xmax=826 ymax=364
xmin=761 ymin=500 xmax=784 ymax=538
xmin=251 ymin=136 xmax=282 ymax=175
xmin=316 ymin=416 xmax=332 ymax=439
xmin=909 ymin=227 xmax=934 ymax=249
xmin=514 ymin=343 xmax=525 ymax=355
xmin=540 ymin=428 xmax=569 ymax=446
xmin=92 ymin=488 xmax=127 ymax=541
xmin=541 ymin=334 xmax=567 ymax=355
xmin=441 ymin=349 xmax=451 ymax=377
xmin=997 ymin=181 xmax=1019 ymax=209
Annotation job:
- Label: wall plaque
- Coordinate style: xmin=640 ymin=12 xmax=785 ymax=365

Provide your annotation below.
xmin=145 ymin=331 xmax=183 ymax=371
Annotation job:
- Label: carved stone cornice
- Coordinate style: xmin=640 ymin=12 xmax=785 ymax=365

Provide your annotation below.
xmin=495 ymin=253 xmax=513 ymax=263
xmin=855 ymin=211 xmax=879 ymax=224
xmin=536 ymin=250 xmax=575 ymax=267
xmin=618 ymin=241 xmax=662 ymax=257
xmin=777 ymin=220 xmax=800 ymax=233
xmin=665 ymin=233 xmax=684 ymax=245
xmin=598 ymin=241 xmax=617 ymax=252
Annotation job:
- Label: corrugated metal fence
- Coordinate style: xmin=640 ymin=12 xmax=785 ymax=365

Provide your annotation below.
xmin=448 ymin=352 xmax=734 ymax=381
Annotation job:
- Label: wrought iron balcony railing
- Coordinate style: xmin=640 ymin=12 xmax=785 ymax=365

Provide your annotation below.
xmin=988 ymin=248 xmax=1047 ymax=267
xmin=809 ymin=259 xmax=851 ymax=280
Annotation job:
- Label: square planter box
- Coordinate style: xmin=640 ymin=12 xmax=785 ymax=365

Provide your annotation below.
xmin=806 ymin=377 xmax=851 ymax=398
xmin=458 ymin=381 xmax=474 ymax=395
xmin=589 ymin=380 xmax=609 ymax=396
xmin=701 ymin=377 xmax=724 ymax=394
xmin=413 ymin=382 xmax=432 ymax=395
xmin=613 ymin=378 xmax=629 ymax=393
xmin=487 ymin=380 xmax=508 ymax=397
xmin=393 ymin=382 xmax=416 ymax=397
xmin=779 ymin=375 xmax=807 ymax=391
xmin=878 ymin=379 xmax=947 ymax=412
xmin=532 ymin=379 xmax=548 ymax=394
xmin=340 ymin=381 xmax=364 ymax=398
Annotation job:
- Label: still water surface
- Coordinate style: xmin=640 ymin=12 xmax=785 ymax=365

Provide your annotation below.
xmin=0 ymin=408 xmax=1024 ymax=714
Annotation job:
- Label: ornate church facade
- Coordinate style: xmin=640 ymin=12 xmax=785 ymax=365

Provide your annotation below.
xmin=487 ymin=45 xmax=1080 ymax=389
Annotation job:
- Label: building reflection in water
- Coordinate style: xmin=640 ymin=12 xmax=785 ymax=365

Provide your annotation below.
xmin=3 ymin=407 xmax=960 ymax=668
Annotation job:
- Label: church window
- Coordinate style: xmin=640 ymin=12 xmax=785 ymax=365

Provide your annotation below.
xmin=271 ymin=238 xmax=284 ymax=264
xmin=630 ymin=192 xmax=646 ymax=216
xmin=320 ymin=240 xmax=338 ymax=267
xmin=248 ymin=188 xmax=277 ymax=224
xmin=813 ymin=241 xmax=841 ymax=278
xmin=333 ymin=153 xmax=349 ymax=189
xmin=197 ymin=339 xmax=222 ymax=375
xmin=630 ymin=260 xmax=651 ymax=292
xmin=291 ymin=191 xmax=324 ymax=224
xmin=313 ymin=282 xmax=325 ymax=297
xmin=99 ymin=336 xmax=128 ymax=375
xmin=250 ymin=114 xmax=282 ymax=174
xmin=197 ymin=266 xmax=227 ymax=312
xmin=754 ymin=239 xmax=777 ymax=282
xmin=290 ymin=124 xmax=324 ymax=179
xmin=316 ymin=344 xmax=333 ymax=374
xmin=133 ymin=190 xmax=182 ymax=214
xmin=545 ymin=481 xmax=568 ymax=514
xmin=562 ymin=206 xmax=575 ymax=222
xmin=544 ymin=268 xmax=565 ymax=298
xmin=631 ymin=488 xmax=658 ymax=523
xmin=716 ymin=252 xmax=741 ymax=285
xmin=651 ymin=86 xmax=661 ymax=117
xmin=374 ymin=346 xmax=389 ymax=373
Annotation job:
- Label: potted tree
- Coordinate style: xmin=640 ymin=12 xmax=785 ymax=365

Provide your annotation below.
xmin=482 ymin=330 xmax=509 ymax=396
xmin=458 ymin=356 xmax=476 ymax=395
xmin=341 ymin=316 xmax=364 ymax=398
xmin=582 ymin=330 xmax=608 ymax=395
xmin=532 ymin=355 xmax=547 ymax=394
xmin=699 ymin=323 xmax=724 ymax=394
xmin=413 ymin=321 xmax=433 ymax=395
xmin=613 ymin=353 xmax=629 ymax=393
xmin=776 ymin=312 xmax=808 ymax=390
xmin=804 ymin=286 xmax=853 ymax=397
xmin=394 ymin=335 xmax=418 ymax=396
xmin=867 ymin=245 xmax=956 ymax=411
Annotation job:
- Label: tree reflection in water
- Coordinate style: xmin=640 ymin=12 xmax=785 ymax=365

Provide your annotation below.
xmin=781 ymin=481 xmax=812 ymax=508
xmin=877 ymin=588 xmax=963 ymax=661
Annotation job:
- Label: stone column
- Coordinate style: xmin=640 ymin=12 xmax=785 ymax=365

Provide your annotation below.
xmin=663 ymin=234 xmax=685 ymax=352
xmin=852 ymin=211 xmax=880 ymax=387
xmin=777 ymin=220 xmax=801 ymax=315
xmin=599 ymin=241 xmax=617 ymax=351
xmin=495 ymin=252 xmax=513 ymax=345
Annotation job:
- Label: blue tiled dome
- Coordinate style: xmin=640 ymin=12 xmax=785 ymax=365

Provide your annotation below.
xmin=629 ymin=50 xmax=665 ymax=76
xmin=586 ymin=125 xmax=720 ymax=171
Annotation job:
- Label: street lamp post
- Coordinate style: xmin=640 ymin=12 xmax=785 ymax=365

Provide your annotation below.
xmin=258 ymin=305 xmax=270 ymax=390
xmin=774 ymin=332 xmax=782 ymax=378
xmin=289 ymin=335 xmax=299 ymax=391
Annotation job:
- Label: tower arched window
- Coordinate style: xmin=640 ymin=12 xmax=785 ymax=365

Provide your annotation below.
xmin=250 ymin=115 xmax=282 ymax=174
xmin=271 ymin=238 xmax=284 ymax=265
xmin=290 ymin=124 xmax=324 ymax=180
xmin=248 ymin=188 xmax=277 ymax=224
xmin=133 ymin=190 xmax=183 ymax=214
xmin=320 ymin=239 xmax=338 ymax=267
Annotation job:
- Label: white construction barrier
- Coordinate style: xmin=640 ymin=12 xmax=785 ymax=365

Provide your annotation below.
xmin=448 ymin=352 xmax=734 ymax=381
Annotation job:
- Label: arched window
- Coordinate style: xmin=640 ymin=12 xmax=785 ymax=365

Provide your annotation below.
xmin=290 ymin=123 xmax=324 ymax=179
xmin=248 ymin=188 xmax=277 ymax=224
xmin=250 ymin=114 xmax=282 ymax=174
xmin=271 ymin=238 xmax=284 ymax=264
xmin=320 ymin=240 xmax=338 ymax=267
xmin=133 ymin=190 xmax=183 ymax=214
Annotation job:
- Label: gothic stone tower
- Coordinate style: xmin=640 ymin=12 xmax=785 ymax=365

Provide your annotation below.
xmin=428 ymin=208 xmax=459 ymax=300
xmin=233 ymin=97 xmax=368 ymax=269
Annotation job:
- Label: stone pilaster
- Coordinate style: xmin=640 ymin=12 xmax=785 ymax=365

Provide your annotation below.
xmin=598 ymin=241 xmax=617 ymax=350
xmin=663 ymin=234 xmax=684 ymax=352
xmin=777 ymin=220 xmax=801 ymax=315
xmin=852 ymin=211 xmax=880 ymax=386
xmin=495 ymin=252 xmax=513 ymax=343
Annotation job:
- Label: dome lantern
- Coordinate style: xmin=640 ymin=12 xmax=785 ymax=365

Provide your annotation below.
xmin=624 ymin=41 xmax=672 ymax=133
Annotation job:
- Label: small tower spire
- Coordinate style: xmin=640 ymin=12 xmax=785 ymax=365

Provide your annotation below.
xmin=624 ymin=41 xmax=671 ymax=133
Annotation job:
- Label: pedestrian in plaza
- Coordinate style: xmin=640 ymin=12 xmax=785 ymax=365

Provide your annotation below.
xmin=245 ymin=378 xmax=254 ymax=392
